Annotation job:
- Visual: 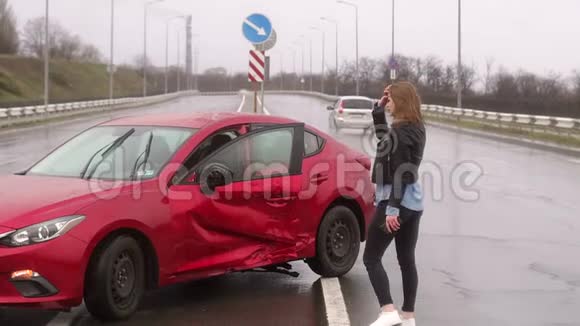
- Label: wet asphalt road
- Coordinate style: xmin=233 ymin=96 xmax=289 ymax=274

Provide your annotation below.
xmin=1 ymin=94 xmax=580 ymax=326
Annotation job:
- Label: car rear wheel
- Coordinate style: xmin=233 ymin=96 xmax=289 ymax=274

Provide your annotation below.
xmin=329 ymin=116 xmax=339 ymax=132
xmin=306 ymin=206 xmax=360 ymax=277
xmin=85 ymin=235 xmax=145 ymax=321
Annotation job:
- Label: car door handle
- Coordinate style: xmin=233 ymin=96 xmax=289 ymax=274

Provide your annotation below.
xmin=310 ymin=173 xmax=329 ymax=185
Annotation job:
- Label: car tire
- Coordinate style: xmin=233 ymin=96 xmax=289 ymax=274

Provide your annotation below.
xmin=306 ymin=206 xmax=360 ymax=277
xmin=84 ymin=235 xmax=146 ymax=322
xmin=329 ymin=116 xmax=339 ymax=132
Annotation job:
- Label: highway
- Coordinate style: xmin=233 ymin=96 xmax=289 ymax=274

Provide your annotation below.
xmin=1 ymin=94 xmax=579 ymax=326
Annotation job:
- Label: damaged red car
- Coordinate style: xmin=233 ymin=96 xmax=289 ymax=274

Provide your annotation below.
xmin=0 ymin=112 xmax=374 ymax=321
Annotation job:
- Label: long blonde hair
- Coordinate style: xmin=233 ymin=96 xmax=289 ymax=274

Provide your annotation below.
xmin=388 ymin=81 xmax=423 ymax=124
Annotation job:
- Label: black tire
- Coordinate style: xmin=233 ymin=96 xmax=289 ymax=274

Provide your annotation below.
xmin=306 ymin=206 xmax=360 ymax=277
xmin=84 ymin=235 xmax=146 ymax=322
xmin=329 ymin=116 xmax=339 ymax=132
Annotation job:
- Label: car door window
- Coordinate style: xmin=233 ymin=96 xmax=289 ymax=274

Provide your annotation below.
xmin=185 ymin=125 xmax=304 ymax=184
xmin=304 ymin=131 xmax=324 ymax=157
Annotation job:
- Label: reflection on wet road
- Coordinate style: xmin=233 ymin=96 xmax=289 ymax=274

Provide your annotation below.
xmin=1 ymin=94 xmax=578 ymax=326
xmin=266 ymin=94 xmax=580 ymax=326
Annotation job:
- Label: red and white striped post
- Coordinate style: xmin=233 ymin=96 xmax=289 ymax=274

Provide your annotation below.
xmin=249 ymin=50 xmax=266 ymax=113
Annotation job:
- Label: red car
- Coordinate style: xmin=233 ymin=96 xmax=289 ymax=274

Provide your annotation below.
xmin=0 ymin=112 xmax=374 ymax=321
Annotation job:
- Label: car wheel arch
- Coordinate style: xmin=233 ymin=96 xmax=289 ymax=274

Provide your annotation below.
xmin=320 ymin=196 xmax=366 ymax=242
xmin=83 ymin=228 xmax=159 ymax=294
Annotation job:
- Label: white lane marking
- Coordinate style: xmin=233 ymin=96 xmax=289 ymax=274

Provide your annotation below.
xmin=46 ymin=303 xmax=86 ymax=326
xmin=237 ymin=94 xmax=247 ymax=112
xmin=256 ymin=97 xmax=271 ymax=115
xmin=321 ymin=277 xmax=351 ymax=326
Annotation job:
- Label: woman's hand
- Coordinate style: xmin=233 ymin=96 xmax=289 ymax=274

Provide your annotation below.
xmin=379 ymin=86 xmax=391 ymax=107
xmin=385 ymin=215 xmax=400 ymax=233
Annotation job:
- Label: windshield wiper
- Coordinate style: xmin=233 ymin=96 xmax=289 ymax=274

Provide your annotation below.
xmin=80 ymin=128 xmax=136 ymax=180
xmin=130 ymin=132 xmax=154 ymax=181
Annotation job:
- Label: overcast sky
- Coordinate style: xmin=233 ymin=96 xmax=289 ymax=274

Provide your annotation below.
xmin=9 ymin=0 xmax=580 ymax=81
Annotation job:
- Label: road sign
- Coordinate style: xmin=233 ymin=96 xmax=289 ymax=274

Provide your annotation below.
xmin=242 ymin=13 xmax=272 ymax=45
xmin=390 ymin=69 xmax=397 ymax=80
xmin=255 ymin=29 xmax=277 ymax=51
xmin=248 ymin=50 xmax=266 ymax=82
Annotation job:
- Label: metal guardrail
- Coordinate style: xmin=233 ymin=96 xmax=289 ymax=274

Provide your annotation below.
xmin=0 ymin=91 xmax=201 ymax=127
xmin=421 ymin=104 xmax=580 ymax=135
xmin=264 ymin=90 xmax=580 ymax=135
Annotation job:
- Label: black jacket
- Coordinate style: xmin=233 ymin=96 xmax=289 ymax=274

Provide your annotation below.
xmin=371 ymin=102 xmax=426 ymax=210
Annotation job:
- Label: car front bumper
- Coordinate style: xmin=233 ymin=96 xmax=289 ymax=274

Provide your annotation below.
xmin=0 ymin=233 xmax=87 ymax=310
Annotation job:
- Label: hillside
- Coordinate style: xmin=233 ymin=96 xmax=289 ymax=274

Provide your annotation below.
xmin=0 ymin=55 xmax=168 ymax=107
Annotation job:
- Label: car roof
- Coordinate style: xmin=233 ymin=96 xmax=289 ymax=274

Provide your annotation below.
xmin=339 ymin=96 xmax=374 ymax=101
xmin=101 ymin=112 xmax=297 ymax=130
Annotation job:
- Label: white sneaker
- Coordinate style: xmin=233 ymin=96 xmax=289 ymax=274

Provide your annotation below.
xmin=401 ymin=318 xmax=416 ymax=326
xmin=369 ymin=311 xmax=402 ymax=326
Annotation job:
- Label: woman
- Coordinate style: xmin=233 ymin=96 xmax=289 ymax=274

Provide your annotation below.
xmin=364 ymin=81 xmax=426 ymax=326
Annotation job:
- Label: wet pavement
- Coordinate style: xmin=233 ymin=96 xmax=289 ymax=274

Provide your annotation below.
xmin=1 ymin=94 xmax=579 ymax=325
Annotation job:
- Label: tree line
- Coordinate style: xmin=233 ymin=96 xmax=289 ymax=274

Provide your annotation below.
xmin=195 ymin=55 xmax=580 ymax=118
xmin=0 ymin=0 xmax=103 ymax=62
xmin=2 ymin=0 xmax=579 ymax=117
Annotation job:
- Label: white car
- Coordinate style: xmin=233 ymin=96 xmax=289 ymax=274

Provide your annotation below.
xmin=327 ymin=96 xmax=375 ymax=132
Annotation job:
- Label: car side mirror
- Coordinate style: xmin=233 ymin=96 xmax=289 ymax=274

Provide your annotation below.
xmin=326 ymin=106 xmax=334 ymax=111
xmin=199 ymin=163 xmax=233 ymax=195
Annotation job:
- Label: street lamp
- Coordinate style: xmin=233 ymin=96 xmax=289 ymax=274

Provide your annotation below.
xmin=165 ymin=15 xmax=187 ymax=94
xmin=109 ymin=0 xmax=115 ymax=103
xmin=321 ymin=17 xmax=339 ymax=96
xmin=143 ymin=0 xmax=164 ymax=97
xmin=310 ymin=26 xmax=325 ymax=94
xmin=457 ymin=0 xmax=462 ymax=108
xmin=43 ymin=0 xmax=49 ymax=109
xmin=191 ymin=33 xmax=199 ymax=90
xmin=337 ymin=0 xmax=359 ymax=95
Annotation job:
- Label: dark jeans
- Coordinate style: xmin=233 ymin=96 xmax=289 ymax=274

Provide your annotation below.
xmin=363 ymin=201 xmax=422 ymax=312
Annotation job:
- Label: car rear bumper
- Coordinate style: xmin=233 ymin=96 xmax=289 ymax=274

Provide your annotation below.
xmin=0 ymin=234 xmax=87 ymax=309
xmin=335 ymin=117 xmax=373 ymax=129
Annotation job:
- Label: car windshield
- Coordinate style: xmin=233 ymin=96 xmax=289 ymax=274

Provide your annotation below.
xmin=342 ymin=99 xmax=373 ymax=109
xmin=27 ymin=126 xmax=197 ymax=180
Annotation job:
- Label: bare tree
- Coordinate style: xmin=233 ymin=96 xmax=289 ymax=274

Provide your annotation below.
xmin=516 ymin=71 xmax=539 ymax=98
xmin=21 ymin=16 xmax=100 ymax=62
xmin=492 ymin=69 xmax=519 ymax=99
xmin=359 ymin=57 xmax=379 ymax=89
xmin=537 ymin=73 xmax=563 ymax=99
xmin=441 ymin=65 xmax=456 ymax=93
xmin=484 ymin=57 xmax=495 ymax=95
xmin=0 ymin=0 xmax=18 ymax=54
xmin=424 ymin=56 xmax=443 ymax=92
xmin=78 ymin=44 xmax=103 ymax=64
xmin=459 ymin=64 xmax=477 ymax=94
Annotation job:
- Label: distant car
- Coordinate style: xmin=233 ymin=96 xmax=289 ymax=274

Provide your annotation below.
xmin=327 ymin=96 xmax=375 ymax=132
xmin=0 ymin=112 xmax=374 ymax=321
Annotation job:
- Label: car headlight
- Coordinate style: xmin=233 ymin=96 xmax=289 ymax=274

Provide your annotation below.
xmin=0 ymin=215 xmax=85 ymax=247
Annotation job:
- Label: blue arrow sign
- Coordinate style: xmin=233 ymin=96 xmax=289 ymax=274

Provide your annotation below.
xmin=242 ymin=13 xmax=272 ymax=45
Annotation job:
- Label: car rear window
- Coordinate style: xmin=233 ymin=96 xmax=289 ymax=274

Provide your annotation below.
xmin=342 ymin=99 xmax=373 ymax=109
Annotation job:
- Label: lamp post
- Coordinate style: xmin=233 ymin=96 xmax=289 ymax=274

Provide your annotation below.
xmin=143 ymin=0 xmax=164 ymax=97
xmin=457 ymin=0 xmax=463 ymax=108
xmin=43 ymin=0 xmax=50 ymax=109
xmin=109 ymin=0 xmax=115 ymax=103
xmin=337 ymin=0 xmax=359 ymax=95
xmin=321 ymin=17 xmax=339 ymax=95
xmin=165 ymin=15 xmax=187 ymax=94
xmin=310 ymin=26 xmax=325 ymax=94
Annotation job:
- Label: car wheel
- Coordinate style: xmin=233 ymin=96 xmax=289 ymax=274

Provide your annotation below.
xmin=306 ymin=206 xmax=360 ymax=277
xmin=84 ymin=235 xmax=145 ymax=322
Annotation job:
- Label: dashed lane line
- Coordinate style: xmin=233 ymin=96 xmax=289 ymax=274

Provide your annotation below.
xmin=321 ymin=277 xmax=351 ymax=326
xmin=237 ymin=94 xmax=247 ymax=112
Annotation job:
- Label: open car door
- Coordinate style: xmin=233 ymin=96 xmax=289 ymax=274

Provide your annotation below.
xmin=168 ymin=123 xmax=305 ymax=276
